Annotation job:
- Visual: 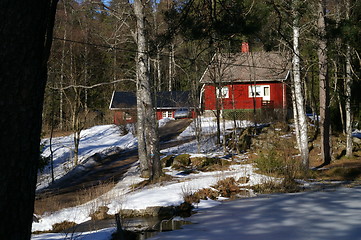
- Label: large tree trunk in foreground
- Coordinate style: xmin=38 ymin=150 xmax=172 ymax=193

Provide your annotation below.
xmin=0 ymin=0 xmax=57 ymax=239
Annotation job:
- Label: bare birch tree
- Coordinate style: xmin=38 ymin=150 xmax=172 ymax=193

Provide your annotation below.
xmin=345 ymin=0 xmax=353 ymax=157
xmin=133 ymin=0 xmax=161 ymax=179
xmin=292 ymin=0 xmax=309 ymax=168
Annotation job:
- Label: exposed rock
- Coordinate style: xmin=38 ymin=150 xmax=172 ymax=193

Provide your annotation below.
xmin=119 ymin=204 xmax=190 ymax=218
xmin=353 ymin=136 xmax=361 ymax=145
xmin=172 ymin=154 xmax=191 ymax=169
xmin=191 ymin=157 xmax=220 ymax=168
xmin=226 ymin=127 xmax=255 ymax=152
xmin=161 ymin=155 xmax=175 ymax=168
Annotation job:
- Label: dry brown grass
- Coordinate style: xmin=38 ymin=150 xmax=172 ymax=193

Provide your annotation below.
xmin=35 ymin=180 xmax=116 ymax=215
xmin=51 ymin=221 xmax=77 ymax=232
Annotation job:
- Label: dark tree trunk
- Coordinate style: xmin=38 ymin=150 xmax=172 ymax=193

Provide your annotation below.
xmin=0 ymin=1 xmax=57 ymax=239
xmin=317 ymin=0 xmax=332 ymax=165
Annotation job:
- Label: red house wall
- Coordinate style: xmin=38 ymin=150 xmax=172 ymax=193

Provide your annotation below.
xmin=113 ymin=111 xmax=136 ymax=125
xmin=156 ymin=110 xmax=174 ymax=120
xmin=203 ymin=82 xmax=286 ymax=110
xmin=156 ymin=109 xmax=196 ymax=120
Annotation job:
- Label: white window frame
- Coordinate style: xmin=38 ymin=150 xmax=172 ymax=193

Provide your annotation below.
xmin=216 ymin=86 xmax=229 ymax=98
xmin=249 ymin=85 xmax=270 ymax=99
xmin=124 ymin=112 xmax=132 ymax=121
xmin=162 ymin=111 xmax=172 ymax=118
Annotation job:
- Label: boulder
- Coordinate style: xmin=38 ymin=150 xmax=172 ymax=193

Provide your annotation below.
xmin=172 ymin=154 xmax=191 ymax=169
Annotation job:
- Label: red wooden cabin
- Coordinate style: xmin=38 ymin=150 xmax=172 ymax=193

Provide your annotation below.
xmin=200 ymin=50 xmax=291 ymax=113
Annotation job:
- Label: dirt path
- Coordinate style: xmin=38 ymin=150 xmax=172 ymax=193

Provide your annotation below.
xmin=35 ymin=119 xmax=193 ymax=215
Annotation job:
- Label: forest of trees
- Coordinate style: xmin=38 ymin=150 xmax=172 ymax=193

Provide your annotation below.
xmin=43 ymin=0 xmax=361 ymax=173
xmin=1 ymin=0 xmax=360 ymax=238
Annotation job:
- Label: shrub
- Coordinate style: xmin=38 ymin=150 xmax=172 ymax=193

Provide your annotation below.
xmin=212 ymin=177 xmax=241 ymax=198
xmin=194 ymin=188 xmax=219 ymax=200
xmin=51 ymin=221 xmax=77 ymax=232
xmin=251 ymin=178 xmax=302 ymax=194
xmin=254 ymin=149 xmax=284 ymax=176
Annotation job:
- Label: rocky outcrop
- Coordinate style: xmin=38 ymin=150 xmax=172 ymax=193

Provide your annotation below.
xmin=119 ymin=203 xmax=193 ymax=218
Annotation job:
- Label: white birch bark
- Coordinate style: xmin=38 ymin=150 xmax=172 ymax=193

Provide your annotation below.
xmin=133 ymin=0 xmax=161 ymax=179
xmin=291 ymin=77 xmax=301 ymax=152
xmin=292 ymin=0 xmax=309 ymax=167
xmin=168 ymin=44 xmax=174 ymax=91
xmin=345 ymin=0 xmax=353 ymax=157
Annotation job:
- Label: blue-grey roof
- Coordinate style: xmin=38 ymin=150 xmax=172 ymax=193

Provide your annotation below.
xmin=109 ymin=91 xmax=137 ymax=110
xmin=156 ymin=91 xmax=192 ymax=109
xmin=109 ymin=91 xmax=193 ymax=110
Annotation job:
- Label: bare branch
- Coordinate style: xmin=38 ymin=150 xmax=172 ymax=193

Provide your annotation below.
xmin=50 ymin=78 xmax=136 ymax=90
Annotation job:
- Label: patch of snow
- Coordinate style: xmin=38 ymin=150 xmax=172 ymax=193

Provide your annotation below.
xmin=158 ymin=117 xmax=175 ymax=127
xmin=352 ymin=129 xmax=361 ymax=139
xmin=37 ymin=125 xmax=137 ymax=190
xmin=149 ymin=187 xmax=361 ymax=240
xmin=178 ymin=117 xmax=253 ymax=139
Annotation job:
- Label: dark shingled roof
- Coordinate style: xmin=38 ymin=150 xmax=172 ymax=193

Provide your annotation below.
xmin=200 ymin=51 xmax=291 ymax=83
xmin=156 ymin=91 xmax=192 ymax=109
xmin=109 ymin=91 xmax=137 ymax=110
xmin=109 ymin=91 xmax=192 ymax=110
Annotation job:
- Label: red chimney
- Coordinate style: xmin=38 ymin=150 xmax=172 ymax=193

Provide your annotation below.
xmin=241 ymin=42 xmax=249 ymax=53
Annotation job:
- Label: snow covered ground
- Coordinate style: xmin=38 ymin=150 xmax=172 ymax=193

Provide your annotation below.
xmin=37 ymin=124 xmax=137 ymax=190
xmin=150 ymin=186 xmax=361 ymax=240
xmin=32 ymin=118 xmax=361 ymax=240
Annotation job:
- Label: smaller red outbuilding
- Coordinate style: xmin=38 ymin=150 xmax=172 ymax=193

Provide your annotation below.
xmin=109 ymin=91 xmax=195 ymax=125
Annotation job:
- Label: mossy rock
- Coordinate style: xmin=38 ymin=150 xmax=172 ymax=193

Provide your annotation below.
xmin=190 ymin=157 xmax=219 ymax=168
xmin=161 ymin=155 xmax=175 ymax=167
xmin=172 ymin=154 xmax=191 ymax=169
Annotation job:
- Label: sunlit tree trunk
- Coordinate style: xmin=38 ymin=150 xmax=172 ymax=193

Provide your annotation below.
xmin=168 ymin=44 xmax=174 ymax=91
xmin=345 ymin=0 xmax=353 ymax=157
xmin=133 ymin=0 xmax=161 ymax=179
xmin=292 ymin=0 xmax=309 ymax=168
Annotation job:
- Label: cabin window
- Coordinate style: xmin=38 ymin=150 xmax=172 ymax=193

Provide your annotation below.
xmin=124 ymin=112 xmax=132 ymax=121
xmin=216 ymin=86 xmax=229 ymax=98
xmin=249 ymin=86 xmax=261 ymax=97
xmin=249 ymin=85 xmax=270 ymax=98
xmin=162 ymin=111 xmax=172 ymax=118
